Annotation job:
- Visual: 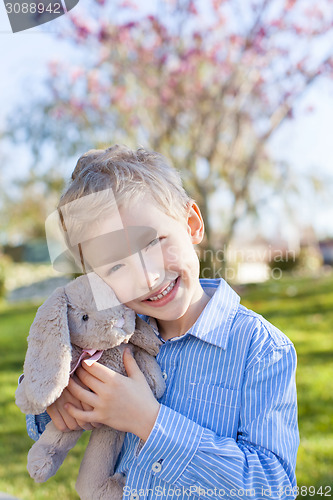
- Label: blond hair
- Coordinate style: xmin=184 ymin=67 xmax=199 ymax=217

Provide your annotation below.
xmin=53 ymin=145 xmax=193 ymax=274
xmin=58 ymin=145 xmax=191 ymax=221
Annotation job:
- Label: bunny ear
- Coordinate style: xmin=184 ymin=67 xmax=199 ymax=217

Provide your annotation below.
xmin=17 ymin=286 xmax=72 ymax=414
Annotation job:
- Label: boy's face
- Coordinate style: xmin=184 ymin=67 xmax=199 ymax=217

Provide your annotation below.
xmin=82 ymin=197 xmax=204 ymax=322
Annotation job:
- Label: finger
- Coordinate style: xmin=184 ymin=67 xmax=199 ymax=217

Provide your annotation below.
xmin=74 ymin=367 xmax=106 ymax=395
xmin=78 ymin=421 xmax=96 ymax=431
xmin=72 ymin=373 xmax=90 ymax=390
xmin=82 ymin=401 xmax=94 ymax=412
xmin=67 ymin=377 xmax=98 ymax=406
xmin=91 ymin=422 xmax=103 ymax=428
xmin=81 ymin=360 xmax=117 ymax=382
xmin=65 ymin=403 xmax=96 ymax=424
xmin=48 ymin=403 xmax=82 ymax=432
xmin=71 ymin=374 xmax=100 ymax=412
xmin=123 ymin=347 xmax=144 ymax=380
xmin=47 ymin=404 xmax=69 ymax=432
xmin=64 ymin=381 xmax=95 ymax=429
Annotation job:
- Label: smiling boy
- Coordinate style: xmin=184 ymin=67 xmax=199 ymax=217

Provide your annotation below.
xmin=27 ymin=145 xmax=299 ymax=499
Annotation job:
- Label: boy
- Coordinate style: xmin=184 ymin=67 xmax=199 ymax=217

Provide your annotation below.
xmin=27 ymin=145 xmax=299 ymax=499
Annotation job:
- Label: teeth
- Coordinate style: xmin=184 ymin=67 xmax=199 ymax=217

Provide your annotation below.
xmin=148 ymin=279 xmax=176 ymax=301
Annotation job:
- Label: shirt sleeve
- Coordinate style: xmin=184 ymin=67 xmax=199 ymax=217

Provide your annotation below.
xmin=136 ymin=343 xmax=299 ymax=500
xmin=26 ymin=412 xmax=51 ymax=441
xmin=18 ymin=374 xmax=51 ymax=441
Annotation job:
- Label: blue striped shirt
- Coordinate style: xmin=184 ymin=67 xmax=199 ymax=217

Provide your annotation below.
xmin=27 ymin=278 xmax=299 ymax=499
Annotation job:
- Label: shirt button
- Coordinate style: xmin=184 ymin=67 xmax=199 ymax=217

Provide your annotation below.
xmin=130 ymin=494 xmax=140 ymax=500
xmin=162 ymin=371 xmax=167 ymax=380
xmin=152 ymin=461 xmax=162 ymax=473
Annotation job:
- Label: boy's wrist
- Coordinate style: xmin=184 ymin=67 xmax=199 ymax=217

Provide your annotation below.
xmin=134 ymin=400 xmax=160 ymax=442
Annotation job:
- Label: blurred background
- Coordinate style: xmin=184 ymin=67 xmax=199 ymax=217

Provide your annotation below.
xmin=0 ymin=0 xmax=332 ymax=498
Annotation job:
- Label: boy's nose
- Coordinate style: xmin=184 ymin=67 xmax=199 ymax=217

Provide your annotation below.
xmin=145 ymin=269 xmax=162 ymax=290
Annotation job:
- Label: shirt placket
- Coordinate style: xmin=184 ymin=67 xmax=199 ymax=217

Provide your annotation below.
xmin=123 ymin=464 xmax=154 ymax=500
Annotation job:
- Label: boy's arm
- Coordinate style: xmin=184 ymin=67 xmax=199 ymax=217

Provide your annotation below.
xmin=26 ymin=412 xmax=51 ymax=441
xmin=134 ymin=342 xmax=299 ymax=500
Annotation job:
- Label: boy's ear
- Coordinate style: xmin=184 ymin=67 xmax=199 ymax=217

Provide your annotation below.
xmin=187 ymin=201 xmax=204 ymax=244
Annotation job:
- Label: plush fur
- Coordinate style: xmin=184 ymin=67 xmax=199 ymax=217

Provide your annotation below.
xmin=15 ymin=273 xmax=165 ymax=500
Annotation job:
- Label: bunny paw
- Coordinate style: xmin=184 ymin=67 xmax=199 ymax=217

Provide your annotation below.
xmin=27 ymin=443 xmax=63 ymax=483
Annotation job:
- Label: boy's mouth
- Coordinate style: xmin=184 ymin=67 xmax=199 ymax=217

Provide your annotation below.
xmin=142 ymin=277 xmax=179 ymax=304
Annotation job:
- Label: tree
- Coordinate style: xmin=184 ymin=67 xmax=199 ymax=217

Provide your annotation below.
xmin=7 ymin=0 xmax=333 ymax=274
xmin=1 ymin=168 xmax=65 ymax=242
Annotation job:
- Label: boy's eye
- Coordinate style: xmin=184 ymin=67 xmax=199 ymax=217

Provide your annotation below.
xmin=146 ymin=237 xmax=163 ymax=250
xmin=107 ymin=263 xmax=124 ymax=275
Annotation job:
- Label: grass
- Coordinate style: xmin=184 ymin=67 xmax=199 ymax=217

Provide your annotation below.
xmin=0 ymin=271 xmax=332 ymax=499
xmin=0 ymin=301 xmax=90 ymax=499
xmin=240 ymin=271 xmax=333 ymax=498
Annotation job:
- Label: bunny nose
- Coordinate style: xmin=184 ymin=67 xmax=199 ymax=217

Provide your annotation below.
xmin=115 ymin=317 xmax=125 ymax=328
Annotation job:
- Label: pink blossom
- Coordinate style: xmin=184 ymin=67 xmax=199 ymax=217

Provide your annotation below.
xmin=123 ymin=21 xmax=137 ymax=29
xmin=119 ymin=0 xmax=138 ymax=9
xmin=285 ymin=0 xmax=297 ymax=10
xmin=70 ymin=67 xmax=84 ymax=82
xmin=98 ymin=26 xmax=110 ymax=42
xmin=188 ymin=1 xmax=198 ymax=15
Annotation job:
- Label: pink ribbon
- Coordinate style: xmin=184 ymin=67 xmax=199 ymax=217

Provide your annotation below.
xmin=70 ymin=349 xmax=104 ymax=375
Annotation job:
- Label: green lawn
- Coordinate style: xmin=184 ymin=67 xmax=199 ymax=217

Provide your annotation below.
xmin=240 ymin=272 xmax=333 ymax=498
xmin=0 ymin=272 xmax=332 ymax=499
xmin=0 ymin=301 xmax=90 ymax=499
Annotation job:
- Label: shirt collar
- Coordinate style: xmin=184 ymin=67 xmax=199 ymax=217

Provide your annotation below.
xmin=141 ymin=279 xmax=240 ymax=350
xmin=188 ymin=278 xmax=240 ymax=349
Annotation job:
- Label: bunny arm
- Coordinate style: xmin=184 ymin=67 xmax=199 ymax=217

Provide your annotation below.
xmin=133 ymin=348 xmax=166 ymax=400
xmin=129 ymin=316 xmax=162 ymax=357
xmin=75 ymin=348 xmax=164 ymax=500
xmin=27 ymin=421 xmax=84 ymax=483
xmin=76 ymin=427 xmax=126 ymax=500
xmin=26 ymin=346 xmax=126 ymax=486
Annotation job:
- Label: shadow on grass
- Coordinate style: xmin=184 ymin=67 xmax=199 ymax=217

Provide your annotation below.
xmin=1 ymin=359 xmax=26 ymax=373
xmin=297 ymin=350 xmax=333 ymax=365
xmin=259 ymin=303 xmax=333 ymax=320
xmin=0 ymin=303 xmax=40 ymax=319
xmin=240 ymin=272 xmax=333 ymax=302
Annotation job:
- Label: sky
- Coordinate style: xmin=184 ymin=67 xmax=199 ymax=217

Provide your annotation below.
xmin=268 ymin=81 xmax=333 ymax=241
xmin=0 ymin=0 xmax=333 ymax=243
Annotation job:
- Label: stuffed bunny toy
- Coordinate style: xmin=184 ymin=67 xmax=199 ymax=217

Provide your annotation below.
xmin=15 ymin=272 xmax=165 ymax=500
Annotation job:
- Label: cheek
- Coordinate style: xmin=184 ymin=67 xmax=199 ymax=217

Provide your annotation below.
xmin=164 ymin=241 xmax=199 ymax=275
xmin=123 ymin=298 xmax=145 ymax=315
xmin=183 ymin=248 xmax=200 ymax=278
xmin=111 ymin=282 xmax=139 ymax=305
xmin=164 ymin=244 xmax=179 ymax=267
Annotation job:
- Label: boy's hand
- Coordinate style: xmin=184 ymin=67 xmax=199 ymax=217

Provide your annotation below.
xmin=64 ymin=348 xmax=160 ymax=442
xmin=46 ymin=374 xmax=102 ymax=432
